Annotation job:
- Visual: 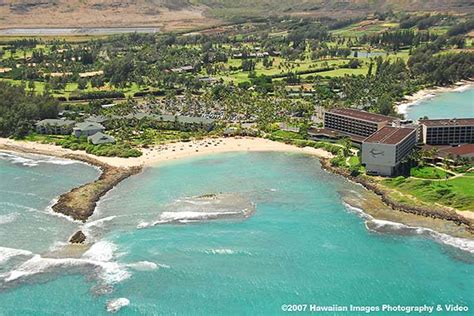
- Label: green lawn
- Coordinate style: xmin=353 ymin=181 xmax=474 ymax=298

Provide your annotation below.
xmin=383 ymin=176 xmax=474 ymax=211
xmin=410 ymin=166 xmax=451 ymax=179
xmin=347 ymin=156 xmax=360 ymax=167
xmin=270 ymin=130 xmax=303 ymax=140
xmin=0 ymin=78 xmax=145 ymax=98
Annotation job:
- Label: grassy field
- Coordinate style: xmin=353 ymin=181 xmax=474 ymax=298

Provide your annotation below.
xmin=410 ymin=166 xmax=451 ymax=179
xmin=383 ymin=175 xmax=474 ymax=211
xmin=347 ymin=155 xmax=360 ymax=167
xmin=0 ymin=78 xmax=144 ymax=98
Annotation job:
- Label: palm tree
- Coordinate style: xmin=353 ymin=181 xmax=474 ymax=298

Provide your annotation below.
xmin=429 ymin=147 xmax=439 ymax=164
xmin=338 ymin=136 xmax=352 ymax=157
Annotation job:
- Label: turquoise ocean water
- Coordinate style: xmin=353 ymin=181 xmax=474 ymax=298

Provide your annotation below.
xmin=0 ymin=150 xmax=473 ymax=315
xmin=405 ymin=86 xmax=474 ymax=121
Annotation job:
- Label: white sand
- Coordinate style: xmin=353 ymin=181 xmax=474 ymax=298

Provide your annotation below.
xmin=0 ymin=137 xmax=333 ymax=168
xmin=395 ymin=81 xmax=474 ymax=116
xmin=2 ymin=137 xmax=473 ymax=222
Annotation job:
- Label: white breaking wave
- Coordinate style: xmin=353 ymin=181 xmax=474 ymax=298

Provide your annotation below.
xmin=0 ymin=152 xmax=76 ymax=167
xmin=2 ymin=241 xmax=130 ymax=285
xmin=203 ymin=248 xmax=253 ymax=256
xmin=343 ymin=203 xmax=474 ymax=254
xmin=83 ymin=240 xmax=117 ymax=262
xmin=126 ymin=261 xmax=158 ymax=271
xmin=206 ymin=249 xmax=235 ymax=255
xmin=453 ymin=84 xmax=473 ymax=92
xmin=138 ymin=208 xmax=254 ymax=228
xmin=84 ymin=216 xmax=117 ymax=230
xmin=397 ymin=93 xmax=436 ymax=115
xmin=82 ymin=216 xmax=117 ymax=240
xmin=0 ymin=213 xmax=18 ymax=225
xmin=370 ymin=218 xmax=474 ymax=254
xmin=106 ymin=298 xmax=130 ymax=313
xmin=0 ymin=246 xmax=33 ymax=264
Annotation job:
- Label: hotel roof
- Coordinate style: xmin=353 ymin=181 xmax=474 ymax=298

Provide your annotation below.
xmin=419 ymin=118 xmax=474 ymax=127
xmin=363 ymin=126 xmax=416 ymax=145
xmin=327 ymin=108 xmax=396 ymax=123
xmin=308 ymin=127 xmax=367 ymax=143
xmin=421 ymin=144 xmax=474 ymax=158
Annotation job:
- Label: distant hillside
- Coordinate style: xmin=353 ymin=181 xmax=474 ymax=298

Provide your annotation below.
xmin=0 ymin=0 xmax=216 ymax=31
xmin=199 ymin=0 xmax=474 ymax=19
xmin=1 ymin=0 xmax=473 ymax=31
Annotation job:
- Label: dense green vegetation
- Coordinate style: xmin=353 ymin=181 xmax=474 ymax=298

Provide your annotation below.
xmin=0 ymin=81 xmax=59 ymax=137
xmin=25 ymin=134 xmax=142 ymax=158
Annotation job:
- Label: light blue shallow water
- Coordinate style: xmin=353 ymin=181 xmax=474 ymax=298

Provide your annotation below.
xmin=405 ymin=86 xmax=474 ymax=121
xmin=0 ymin=151 xmax=473 ymax=315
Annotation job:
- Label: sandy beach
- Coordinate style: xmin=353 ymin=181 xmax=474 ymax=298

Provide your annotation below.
xmin=2 ymin=136 xmax=473 ymax=223
xmin=0 ymin=137 xmax=333 ymax=168
xmin=396 ymin=80 xmax=473 ymax=117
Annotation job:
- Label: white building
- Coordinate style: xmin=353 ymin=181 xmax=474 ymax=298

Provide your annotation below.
xmin=362 ymin=126 xmax=417 ymax=176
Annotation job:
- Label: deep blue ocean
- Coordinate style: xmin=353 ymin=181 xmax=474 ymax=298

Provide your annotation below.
xmin=0 ymin=150 xmax=473 ymax=315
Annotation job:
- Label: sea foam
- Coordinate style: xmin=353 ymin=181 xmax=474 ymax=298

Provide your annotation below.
xmin=138 ymin=208 xmax=254 ymax=228
xmin=1 ymin=241 xmax=131 ymax=285
xmin=343 ymin=203 xmax=474 ymax=254
xmin=0 ymin=246 xmax=33 ymax=264
xmin=0 ymin=213 xmax=18 ymax=225
xmin=0 ymin=152 xmax=76 ymax=167
xmin=106 ymin=298 xmax=130 ymax=313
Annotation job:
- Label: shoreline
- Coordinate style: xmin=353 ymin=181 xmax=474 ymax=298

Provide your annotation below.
xmin=0 ymin=140 xmax=142 ymax=224
xmin=319 ymin=159 xmax=474 ymax=236
xmin=0 ymin=137 xmax=333 ymax=168
xmin=395 ymin=80 xmax=473 ymax=117
xmin=0 ymin=136 xmax=332 ymax=227
xmin=1 ymin=137 xmax=473 ymax=239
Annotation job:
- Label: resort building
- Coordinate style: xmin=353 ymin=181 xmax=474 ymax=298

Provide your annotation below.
xmin=361 ymin=126 xmax=417 ymax=176
xmin=421 ymin=144 xmax=474 ymax=160
xmin=419 ymin=118 xmax=474 ymax=145
xmin=324 ymin=108 xmax=395 ymax=138
xmin=309 ymin=108 xmax=396 ymax=144
xmin=73 ymin=122 xmax=105 ymax=137
xmin=87 ymin=132 xmax=115 ymax=145
xmin=35 ymin=119 xmax=75 ymax=135
xmin=122 ymin=113 xmax=215 ymax=131
xmin=279 ymin=122 xmax=300 ymax=133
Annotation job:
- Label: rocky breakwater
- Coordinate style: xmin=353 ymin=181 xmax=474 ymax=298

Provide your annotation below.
xmin=320 ymin=159 xmax=474 ymax=235
xmin=52 ymin=154 xmax=142 ymax=222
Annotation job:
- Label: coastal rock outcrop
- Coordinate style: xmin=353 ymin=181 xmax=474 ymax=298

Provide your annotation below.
xmin=319 ymin=158 xmax=473 ymax=235
xmin=0 ymin=142 xmax=143 ymax=228
xmin=52 ymin=154 xmax=142 ymax=222
xmin=69 ymin=230 xmax=86 ymax=243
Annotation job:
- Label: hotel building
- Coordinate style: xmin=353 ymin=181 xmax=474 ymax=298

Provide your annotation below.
xmin=419 ymin=118 xmax=474 ymax=145
xmin=323 ymin=108 xmax=395 ymax=139
xmin=361 ymin=126 xmax=417 ymax=176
